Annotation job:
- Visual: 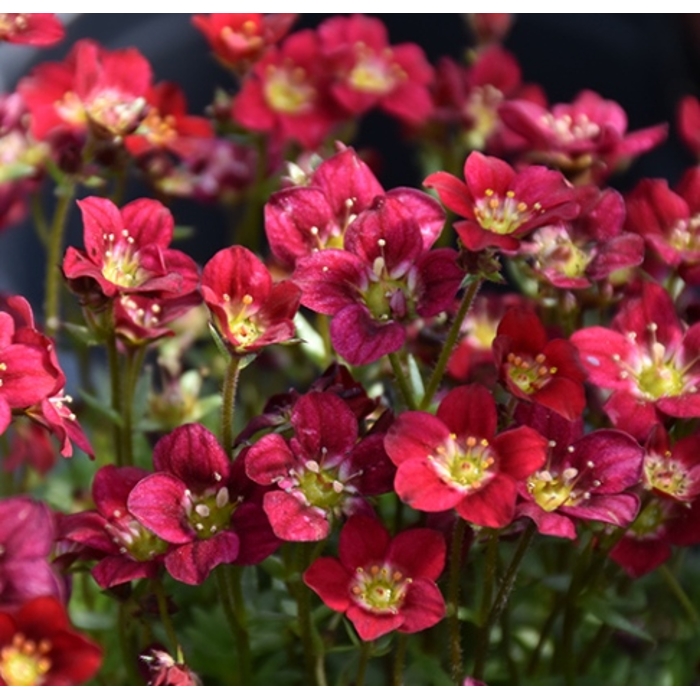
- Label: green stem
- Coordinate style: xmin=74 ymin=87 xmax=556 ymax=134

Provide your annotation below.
xmin=526 ymin=596 xmax=559 ymax=677
xmin=30 ymin=191 xmax=49 ymax=246
xmin=152 ymin=578 xmax=179 ymax=656
xmin=392 ymin=633 xmax=409 ymax=685
xmin=388 ymin=352 xmax=417 ymax=410
xmin=659 ymin=563 xmax=700 ymax=624
xmin=221 ymin=355 xmax=242 ymax=457
xmin=420 ymin=278 xmax=481 ymax=410
xmin=106 ymin=318 xmax=124 ymax=466
xmin=43 ymin=180 xmax=75 ymax=335
xmin=355 ymin=641 xmax=371 ymax=686
xmin=448 ymin=518 xmax=467 ymax=684
xmin=216 ymin=566 xmax=252 ymax=684
xmin=296 ymin=543 xmax=317 ymax=684
xmin=474 ymin=521 xmax=536 ymax=680
xmin=122 ymin=345 xmax=146 ymax=466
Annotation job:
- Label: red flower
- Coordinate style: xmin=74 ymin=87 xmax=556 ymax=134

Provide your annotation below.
xmin=63 ymin=197 xmax=199 ymax=301
xmin=0 ymin=597 xmax=101 ymax=686
xmin=0 ymin=14 xmax=64 ymax=47
xmin=499 ymin=90 xmax=667 ymax=183
xmin=571 ymin=282 xmax=700 ymax=439
xmin=127 ymin=424 xmax=279 ymax=585
xmin=385 ymin=384 xmax=549 ymax=528
xmin=245 ymin=391 xmax=393 ymax=541
xmin=303 ymin=515 xmax=446 ymax=641
xmin=192 ymin=13 xmax=297 ymax=71
xmin=318 ymin=14 xmax=434 ymax=125
xmin=424 ymin=151 xmax=578 ymax=252
xmin=294 ymin=194 xmax=461 ymax=365
xmin=232 ymin=30 xmax=340 ymax=150
xmin=514 ymin=404 xmax=643 ymax=539
xmin=677 ymin=95 xmax=700 ymax=159
xmin=493 ymin=306 xmax=586 ymax=420
xmin=59 ymin=466 xmax=169 ymax=589
xmin=201 ymin=245 xmax=301 ymax=355
xmin=0 ymin=497 xmax=64 ymax=609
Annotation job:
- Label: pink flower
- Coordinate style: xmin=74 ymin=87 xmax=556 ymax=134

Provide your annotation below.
xmin=571 ymin=282 xmax=700 ymax=439
xmin=0 ymin=496 xmax=64 ymax=609
xmin=0 ymin=597 xmax=102 ymax=686
xmin=493 ymin=306 xmax=586 ymax=420
xmin=385 ymin=384 xmax=549 ymax=528
xmin=294 ymin=194 xmax=461 ymax=365
xmin=499 ymin=90 xmax=667 ymax=183
xmin=245 ymin=391 xmax=393 ymax=541
xmin=515 ymin=404 xmax=643 ymax=539
xmin=128 ymin=424 xmax=279 ymax=585
xmin=201 ymin=245 xmax=301 ymax=356
xmin=58 ymin=466 xmax=169 ymax=589
xmin=0 ymin=14 xmax=64 ymax=47
xmin=192 ymin=13 xmax=297 ymax=71
xmin=63 ymin=197 xmax=199 ymax=302
xmin=303 ymin=515 xmax=446 ymax=641
xmin=424 ymin=150 xmax=579 ymax=252
xmin=318 ymin=14 xmax=434 ymax=125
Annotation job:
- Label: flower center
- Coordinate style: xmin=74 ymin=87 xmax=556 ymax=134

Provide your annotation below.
xmin=430 ymin=434 xmax=496 ymax=491
xmin=530 ymin=226 xmax=592 ymax=281
xmin=184 ymin=485 xmax=238 ymax=540
xmin=540 ymin=112 xmax=601 ymax=144
xmin=223 ymin=293 xmax=262 ymax=350
xmin=0 ymin=634 xmax=52 ymax=686
xmin=361 ymin=239 xmax=415 ymax=322
xmin=105 ymin=515 xmax=169 ymax=562
xmin=473 ymin=189 xmax=538 ymax=235
xmin=527 ymin=466 xmax=581 ymax=512
xmin=0 ymin=14 xmax=27 ymax=36
xmin=85 ymin=90 xmax=147 ymax=137
xmin=506 ymin=352 xmax=557 ymax=395
xmin=101 ymin=228 xmax=146 ymax=287
xmin=643 ymin=453 xmax=693 ymax=500
xmin=351 ymin=564 xmax=410 ymax=614
xmin=137 ymin=108 xmax=178 ymax=148
xmin=463 ymin=85 xmax=503 ymax=150
xmin=348 ymin=46 xmax=402 ymax=95
xmin=296 ymin=459 xmax=348 ymax=511
xmin=264 ymin=66 xmax=315 ymax=115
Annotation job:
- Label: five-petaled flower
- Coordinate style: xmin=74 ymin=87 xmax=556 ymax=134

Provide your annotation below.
xmin=303 ymin=515 xmax=446 ymax=641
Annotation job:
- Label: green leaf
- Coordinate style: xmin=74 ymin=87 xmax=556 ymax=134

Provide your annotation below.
xmin=585 ymin=597 xmax=654 ymax=642
xmin=78 ymin=390 xmax=124 ymax=427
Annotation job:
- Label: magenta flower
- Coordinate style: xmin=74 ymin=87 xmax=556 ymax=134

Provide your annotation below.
xmin=318 ymin=14 xmax=434 ymax=125
xmin=493 ymin=306 xmax=586 ymax=420
xmin=0 ymin=496 xmax=64 ymax=609
xmin=514 ymin=405 xmax=643 ymax=539
xmin=424 ymin=151 xmax=579 ymax=252
xmin=63 ymin=197 xmax=199 ymax=301
xmin=59 ymin=466 xmax=168 ymax=589
xmin=571 ymin=282 xmax=700 ymax=438
xmin=499 ymin=89 xmax=667 ymax=182
xmin=245 ymin=391 xmax=394 ymax=541
xmin=201 ymin=245 xmax=301 ymax=355
xmin=385 ymin=384 xmax=549 ymax=529
xmin=294 ymin=194 xmax=461 ymax=365
xmin=303 ymin=515 xmax=446 ymax=641
xmin=128 ymin=423 xmax=278 ymax=585
xmin=0 ymin=13 xmax=64 ymax=47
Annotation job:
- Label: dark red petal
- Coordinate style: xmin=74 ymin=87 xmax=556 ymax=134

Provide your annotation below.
xmin=388 ymin=528 xmax=446 ymax=580
xmin=455 ymin=474 xmax=517 ymax=528
xmin=263 ymin=491 xmax=330 ymax=542
xmin=291 ymin=391 xmax=357 ymax=462
xmin=437 ymin=384 xmax=497 ymax=440
xmin=493 ymin=426 xmax=548 ymax=480
xmin=338 ymin=514 xmax=390 ymax=571
xmin=127 ymin=473 xmax=193 ymax=544
xmin=347 ymin=604 xmax=404 ymax=641
xmin=164 ymin=532 xmax=240 ymax=585
xmin=303 ymin=557 xmax=352 ymax=613
xmin=330 ymin=305 xmax=405 ymax=366
xmin=394 ymin=457 xmax=466 ymax=512
xmin=152 ymin=423 xmax=230 ymax=490
xmin=397 ymin=578 xmax=446 ymax=634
